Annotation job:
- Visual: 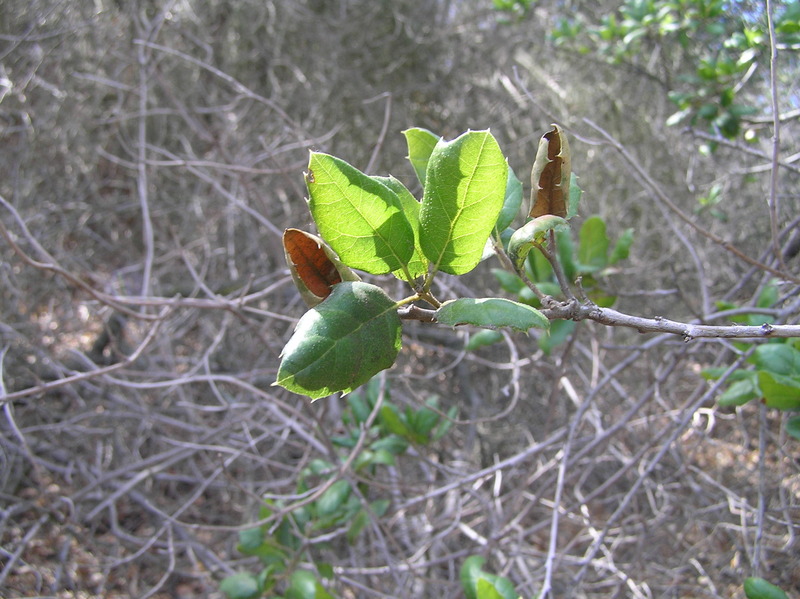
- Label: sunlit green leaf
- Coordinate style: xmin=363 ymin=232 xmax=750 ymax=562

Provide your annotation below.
xmin=420 ymin=130 xmax=508 ymax=275
xmin=403 ymin=127 xmax=440 ymax=186
xmin=306 ymin=153 xmax=413 ymax=274
xmin=373 ymin=175 xmax=429 ymax=281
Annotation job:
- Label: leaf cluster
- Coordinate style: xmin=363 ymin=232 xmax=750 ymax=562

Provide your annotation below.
xmin=275 ymin=126 xmax=630 ymax=399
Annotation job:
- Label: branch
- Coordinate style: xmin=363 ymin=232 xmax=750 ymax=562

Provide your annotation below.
xmin=399 ymin=300 xmax=800 ymax=339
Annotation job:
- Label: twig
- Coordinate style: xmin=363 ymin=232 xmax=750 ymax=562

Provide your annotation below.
xmin=582 ymin=118 xmax=800 ymax=285
xmin=0 ymin=304 xmax=171 ymax=404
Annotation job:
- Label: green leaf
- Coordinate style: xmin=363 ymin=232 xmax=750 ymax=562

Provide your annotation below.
xmin=566 ymin=172 xmax=581 ymax=219
xmin=410 ymin=405 xmax=440 ymax=437
xmin=609 ymin=228 xmax=634 ymax=264
xmin=286 ymin=570 xmax=335 ymax=599
xmin=379 ymin=404 xmax=413 ymax=438
xmin=538 ymin=319 xmax=576 ymax=355
xmin=306 ymin=153 xmax=413 ymax=274
xmin=220 ymin=572 xmax=262 ymax=599
xmin=461 ymin=556 xmax=487 ymax=599
xmin=373 ymin=175 xmax=429 ymax=281
xmin=757 ymin=371 xmax=800 ymax=410
xmin=495 ymin=165 xmax=523 ymax=233
xmin=718 ymin=375 xmax=759 ymax=407
xmin=274 ymin=282 xmax=402 ymax=400
xmin=436 ymin=298 xmax=549 ymax=332
xmin=316 ymin=479 xmax=351 ymax=517
xmin=786 ymin=416 xmax=800 ymax=440
xmin=347 ymin=393 xmax=371 ymax=425
xmin=744 ymin=577 xmax=789 ymax=599
xmin=508 ymin=215 xmax=568 ymax=268
xmin=466 ymin=329 xmax=504 ymax=350
xmin=403 ymin=127 xmax=440 ymax=186
xmin=750 ymin=344 xmax=800 ymax=376
xmin=370 ymin=434 xmax=409 ymax=455
xmin=476 ymin=579 xmax=504 ymax=599
xmin=577 ymin=216 xmax=609 ymax=271
xmin=420 ymin=130 xmax=508 ymax=275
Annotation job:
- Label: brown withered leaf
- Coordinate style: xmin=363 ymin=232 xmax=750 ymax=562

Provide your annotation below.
xmin=283 ymin=228 xmax=343 ymax=305
xmin=530 ymin=124 xmax=571 ymax=219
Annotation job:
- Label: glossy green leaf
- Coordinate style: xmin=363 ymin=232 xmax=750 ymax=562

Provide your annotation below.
xmin=420 ymin=130 xmax=508 ymax=275
xmin=306 ymin=153 xmax=413 ymax=274
xmin=744 ymin=577 xmax=789 ymax=599
xmin=436 ymin=298 xmax=549 ymax=332
xmin=508 ymin=215 xmax=568 ymax=268
xmin=220 ymin=572 xmax=262 ymax=599
xmin=495 ymin=165 xmax=523 ymax=233
xmin=274 ymin=282 xmax=402 ymax=400
xmin=316 ymin=479 xmax=351 ymax=517
xmin=404 ymin=127 xmax=440 ymax=186
xmin=286 ymin=570 xmax=334 ymax=599
xmin=373 ymin=175 xmax=429 ymax=281
xmin=578 ymin=216 xmax=609 ymax=271
xmin=757 ymin=371 xmax=800 ymax=410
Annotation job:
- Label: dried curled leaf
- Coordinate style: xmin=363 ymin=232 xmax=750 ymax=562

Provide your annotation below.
xmin=530 ymin=124 xmax=571 ymax=219
xmin=283 ymin=228 xmax=360 ymax=307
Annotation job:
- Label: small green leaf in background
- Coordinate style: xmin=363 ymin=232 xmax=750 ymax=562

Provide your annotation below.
xmin=495 ymin=165 xmax=524 ymax=233
xmin=566 ymin=172 xmax=581 ymax=219
xmin=286 ymin=570 xmax=335 ymax=599
xmin=507 ymin=214 xmax=568 ymax=268
xmin=466 ymin=329 xmax=504 ymax=350
xmin=744 ymin=577 xmax=789 ymax=599
xmin=373 ymin=175 xmax=429 ymax=281
xmin=538 ymin=319 xmax=576 ymax=355
xmin=220 ymin=572 xmax=262 ymax=599
xmin=306 ymin=153 xmax=413 ymax=274
xmin=403 ymin=127 xmax=440 ymax=186
xmin=274 ymin=282 xmax=402 ymax=400
xmin=460 ymin=556 xmax=521 ymax=599
xmin=717 ymin=375 xmax=760 ymax=407
xmin=436 ymin=298 xmax=549 ymax=332
xmin=476 ymin=578 xmax=505 ymax=599
xmin=420 ymin=130 xmax=508 ymax=275
xmin=786 ymin=415 xmax=800 ymax=441
xmin=578 ymin=215 xmax=609 ymax=271
xmin=609 ymin=227 xmax=634 ymax=264
xmin=316 ymin=479 xmax=351 ymax=517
